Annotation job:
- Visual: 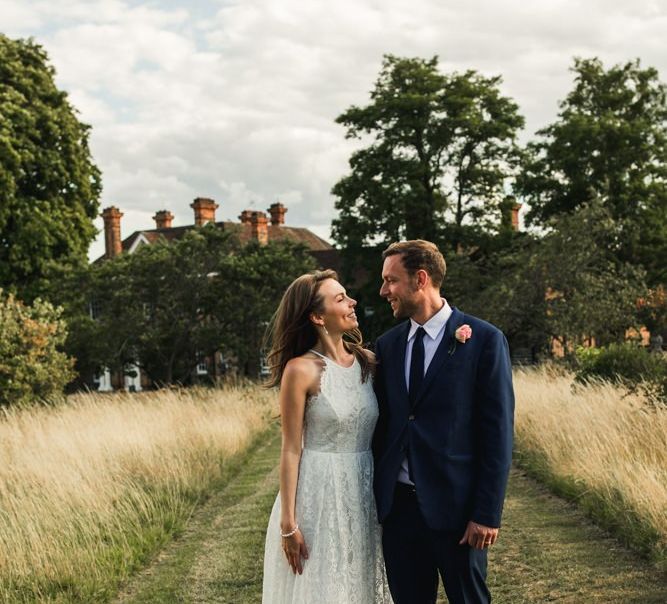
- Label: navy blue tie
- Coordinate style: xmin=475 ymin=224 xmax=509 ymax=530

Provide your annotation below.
xmin=409 ymin=327 xmax=426 ymax=408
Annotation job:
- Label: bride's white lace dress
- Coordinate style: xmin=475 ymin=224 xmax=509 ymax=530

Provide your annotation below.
xmin=262 ymin=352 xmax=393 ymax=603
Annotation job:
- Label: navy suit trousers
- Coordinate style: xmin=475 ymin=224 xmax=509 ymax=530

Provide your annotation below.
xmin=382 ymin=484 xmax=491 ymax=604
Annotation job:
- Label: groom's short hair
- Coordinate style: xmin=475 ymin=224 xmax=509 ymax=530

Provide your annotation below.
xmin=382 ymin=240 xmax=446 ymax=288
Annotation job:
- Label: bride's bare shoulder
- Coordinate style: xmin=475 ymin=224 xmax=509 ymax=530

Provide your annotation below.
xmin=285 ymin=352 xmax=324 ymax=371
xmin=282 ymin=354 xmax=325 ymax=392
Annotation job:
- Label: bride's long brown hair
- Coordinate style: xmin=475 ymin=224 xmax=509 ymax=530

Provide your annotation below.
xmin=264 ymin=270 xmax=375 ymax=388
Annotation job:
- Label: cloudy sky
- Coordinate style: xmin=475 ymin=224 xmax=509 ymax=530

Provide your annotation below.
xmin=2 ymin=0 xmax=666 ymax=260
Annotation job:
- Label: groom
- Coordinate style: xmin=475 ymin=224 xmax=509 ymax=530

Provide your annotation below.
xmin=372 ymin=240 xmax=514 ymax=604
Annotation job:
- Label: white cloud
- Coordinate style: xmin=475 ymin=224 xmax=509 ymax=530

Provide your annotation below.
xmin=2 ymin=0 xmax=666 ymax=261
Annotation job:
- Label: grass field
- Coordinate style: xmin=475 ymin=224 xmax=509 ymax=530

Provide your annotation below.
xmin=0 ymin=385 xmax=276 ymax=603
xmin=114 ymin=424 xmax=667 ymax=603
xmin=2 ymin=370 xmax=666 ymax=602
xmin=513 ymin=367 xmax=667 ymax=571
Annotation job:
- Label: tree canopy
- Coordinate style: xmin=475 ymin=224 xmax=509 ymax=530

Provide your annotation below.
xmin=332 ymin=55 xmax=524 ymax=255
xmin=476 ymin=201 xmax=647 ymax=355
xmin=53 ymin=227 xmax=316 ymax=385
xmin=518 ymin=57 xmax=667 ymax=286
xmin=329 ymin=54 xmax=663 ymax=348
xmin=0 ymin=35 xmax=101 ymax=301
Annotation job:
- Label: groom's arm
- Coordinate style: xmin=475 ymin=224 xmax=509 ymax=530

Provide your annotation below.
xmin=470 ymin=328 xmax=515 ymax=529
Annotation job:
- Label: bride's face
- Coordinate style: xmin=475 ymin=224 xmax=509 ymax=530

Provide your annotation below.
xmin=313 ymin=278 xmax=358 ymax=334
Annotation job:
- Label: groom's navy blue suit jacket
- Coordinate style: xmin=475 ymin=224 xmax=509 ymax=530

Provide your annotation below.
xmin=373 ymin=307 xmax=514 ymax=532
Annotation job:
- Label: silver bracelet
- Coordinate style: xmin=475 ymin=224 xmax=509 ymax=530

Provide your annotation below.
xmin=280 ymin=523 xmax=299 ymax=538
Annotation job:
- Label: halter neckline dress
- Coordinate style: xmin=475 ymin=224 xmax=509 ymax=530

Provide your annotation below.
xmin=262 ymin=350 xmax=392 ymax=603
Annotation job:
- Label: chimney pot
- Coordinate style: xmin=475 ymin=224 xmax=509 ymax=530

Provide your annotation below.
xmin=153 ymin=210 xmax=174 ymax=229
xmin=101 ymin=206 xmax=123 ymax=258
xmin=239 ymin=210 xmax=253 ymax=225
xmin=190 ymin=197 xmax=219 ymax=226
xmin=268 ymin=202 xmax=287 ymax=226
xmin=511 ymin=203 xmax=522 ymax=232
xmin=250 ymin=211 xmax=269 ymax=245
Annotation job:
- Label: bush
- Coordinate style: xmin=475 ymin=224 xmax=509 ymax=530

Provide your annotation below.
xmin=0 ymin=290 xmax=74 ymax=407
xmin=574 ymin=343 xmax=667 ymax=403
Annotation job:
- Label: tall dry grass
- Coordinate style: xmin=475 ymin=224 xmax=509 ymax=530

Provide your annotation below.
xmin=0 ymin=385 xmax=275 ymax=603
xmin=514 ymin=366 xmax=667 ymax=569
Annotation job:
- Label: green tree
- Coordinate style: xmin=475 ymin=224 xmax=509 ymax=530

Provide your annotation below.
xmin=55 ymin=226 xmax=241 ymax=386
xmin=211 ymin=240 xmax=317 ymax=376
xmin=330 ymin=55 xmax=524 ymax=341
xmin=50 ymin=258 xmax=135 ymax=389
xmin=0 ymin=289 xmax=74 ymax=406
xmin=55 ymin=227 xmax=316 ymax=386
xmin=518 ymin=57 xmax=667 ymax=286
xmin=478 ymin=201 xmax=647 ymax=356
xmin=125 ymin=227 xmax=239 ymax=385
xmin=0 ymin=35 xmax=101 ymax=301
xmin=332 ymin=55 xmax=524 ymax=255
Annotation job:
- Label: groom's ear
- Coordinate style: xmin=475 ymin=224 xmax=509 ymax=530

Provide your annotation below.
xmin=414 ymin=269 xmax=429 ymax=290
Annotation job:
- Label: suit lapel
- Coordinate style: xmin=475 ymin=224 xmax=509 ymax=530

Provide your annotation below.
xmin=412 ymin=307 xmax=464 ymax=409
xmin=391 ymin=321 xmax=410 ymax=403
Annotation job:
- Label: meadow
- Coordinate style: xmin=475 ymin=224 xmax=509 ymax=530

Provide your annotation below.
xmin=514 ymin=367 xmax=667 ymax=571
xmin=0 ymin=385 xmax=276 ymax=603
xmin=0 ymin=369 xmax=665 ymax=603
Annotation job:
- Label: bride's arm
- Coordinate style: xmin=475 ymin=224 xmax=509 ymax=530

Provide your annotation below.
xmin=278 ymin=358 xmax=315 ymax=574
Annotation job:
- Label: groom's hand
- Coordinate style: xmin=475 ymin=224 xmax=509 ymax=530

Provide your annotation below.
xmin=458 ymin=520 xmax=499 ymax=549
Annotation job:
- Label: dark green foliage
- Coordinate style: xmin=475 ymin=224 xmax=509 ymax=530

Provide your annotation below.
xmin=332 ymin=55 xmax=524 ymax=251
xmin=331 ymin=55 xmax=524 ymax=340
xmin=332 ymin=55 xmax=665 ymax=357
xmin=210 ymin=239 xmax=316 ymax=376
xmin=0 ymin=35 xmax=102 ymax=301
xmin=474 ymin=201 xmax=647 ymax=356
xmin=518 ymin=57 xmax=667 ymax=286
xmin=52 ymin=227 xmax=315 ymax=385
xmin=574 ymin=342 xmax=667 ymax=403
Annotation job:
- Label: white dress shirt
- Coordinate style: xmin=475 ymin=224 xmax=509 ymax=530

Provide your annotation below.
xmin=397 ymin=299 xmax=453 ymax=485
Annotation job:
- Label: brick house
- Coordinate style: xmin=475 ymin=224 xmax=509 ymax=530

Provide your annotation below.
xmin=93 ymin=197 xmax=339 ymax=391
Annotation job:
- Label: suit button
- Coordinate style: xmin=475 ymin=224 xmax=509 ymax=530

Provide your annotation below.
xmin=408 ymin=414 xmax=415 ymax=420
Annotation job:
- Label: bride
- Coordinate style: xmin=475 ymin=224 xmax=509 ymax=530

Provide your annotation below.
xmin=262 ymin=270 xmax=392 ymax=603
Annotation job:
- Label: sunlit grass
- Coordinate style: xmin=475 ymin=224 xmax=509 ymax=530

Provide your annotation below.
xmin=513 ymin=367 xmax=667 ymax=570
xmin=0 ymin=385 xmax=275 ymax=603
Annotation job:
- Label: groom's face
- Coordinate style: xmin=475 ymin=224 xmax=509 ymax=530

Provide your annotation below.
xmin=380 ymin=254 xmax=420 ymax=320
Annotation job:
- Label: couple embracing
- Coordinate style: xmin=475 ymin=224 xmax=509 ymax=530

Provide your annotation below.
xmin=262 ymin=240 xmax=515 ymax=604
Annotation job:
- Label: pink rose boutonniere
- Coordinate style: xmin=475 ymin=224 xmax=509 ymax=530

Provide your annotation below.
xmin=455 ymin=324 xmax=472 ymax=343
xmin=449 ymin=324 xmax=472 ymax=355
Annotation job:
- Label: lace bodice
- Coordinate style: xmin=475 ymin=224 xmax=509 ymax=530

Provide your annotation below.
xmin=303 ymin=351 xmax=378 ymax=453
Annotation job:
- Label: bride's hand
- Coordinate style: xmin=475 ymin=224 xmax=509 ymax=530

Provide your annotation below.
xmin=282 ymin=529 xmax=309 ymax=575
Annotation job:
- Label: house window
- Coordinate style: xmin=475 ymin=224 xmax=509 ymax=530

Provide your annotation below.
xmin=259 ymin=349 xmax=270 ymax=377
xmin=196 ymin=353 xmax=208 ymax=375
xmin=89 ymin=299 xmax=102 ymax=320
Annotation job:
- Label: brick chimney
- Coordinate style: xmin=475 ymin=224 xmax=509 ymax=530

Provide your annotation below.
xmin=239 ymin=210 xmax=253 ymax=225
xmin=250 ymin=211 xmax=269 ymax=245
xmin=153 ymin=210 xmax=174 ymax=229
xmin=190 ymin=197 xmax=218 ymax=226
xmin=511 ymin=202 xmax=522 ymax=232
xmin=268 ymin=202 xmax=287 ymax=226
xmin=101 ymin=206 xmax=123 ymax=258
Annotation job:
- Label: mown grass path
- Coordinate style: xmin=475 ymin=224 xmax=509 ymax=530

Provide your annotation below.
xmin=114 ymin=424 xmax=666 ymax=603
